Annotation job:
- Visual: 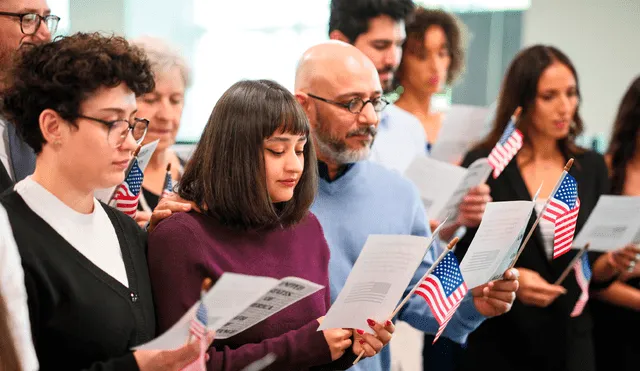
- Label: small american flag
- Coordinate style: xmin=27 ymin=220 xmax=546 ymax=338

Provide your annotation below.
xmin=570 ymin=253 xmax=591 ymax=317
xmin=181 ymin=300 xmax=209 ymax=371
xmin=488 ymin=119 xmax=524 ymax=178
xmin=113 ymin=158 xmax=143 ymax=218
xmin=541 ymin=174 xmax=580 ymax=258
xmin=415 ymin=251 xmax=468 ymax=343
xmin=161 ymin=169 xmax=173 ymax=199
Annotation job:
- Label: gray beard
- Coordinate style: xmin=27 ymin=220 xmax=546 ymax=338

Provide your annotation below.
xmin=312 ymin=117 xmax=371 ymax=165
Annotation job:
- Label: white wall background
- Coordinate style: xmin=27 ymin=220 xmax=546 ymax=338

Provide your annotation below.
xmin=523 ymin=0 xmax=640 ymax=142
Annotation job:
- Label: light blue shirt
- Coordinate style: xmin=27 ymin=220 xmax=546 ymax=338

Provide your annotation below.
xmin=311 ymin=161 xmax=484 ymax=371
xmin=370 ymin=104 xmax=427 ymax=174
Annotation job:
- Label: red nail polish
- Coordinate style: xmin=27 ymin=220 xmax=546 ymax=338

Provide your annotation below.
xmin=385 ymin=320 xmax=392 ymax=327
xmin=367 ymin=319 xmax=376 ymax=327
xmin=356 ymin=329 xmax=364 ymax=335
xmin=359 ymin=340 xmax=365 ymax=345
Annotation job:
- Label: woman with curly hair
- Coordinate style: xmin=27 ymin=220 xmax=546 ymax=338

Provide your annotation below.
xmin=393 ymin=7 xmax=467 ymax=158
xmin=591 ymin=75 xmax=640 ymax=371
xmin=0 ymin=32 xmax=210 ymax=370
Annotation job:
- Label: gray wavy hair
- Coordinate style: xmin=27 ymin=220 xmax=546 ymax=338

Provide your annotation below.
xmin=130 ymin=36 xmax=191 ymax=88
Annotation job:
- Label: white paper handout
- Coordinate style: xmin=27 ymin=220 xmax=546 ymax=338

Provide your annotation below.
xmin=459 ymin=200 xmax=536 ymax=288
xmin=318 ymin=235 xmax=434 ymax=334
xmin=404 ymin=155 xmax=467 ymax=216
xmin=405 ymin=157 xmax=492 ymax=224
xmin=135 ymin=272 xmax=323 ymax=350
xmin=572 ymin=195 xmax=640 ymax=252
xmin=430 ymin=104 xmax=490 ymax=163
xmin=94 ymin=139 xmax=160 ymax=203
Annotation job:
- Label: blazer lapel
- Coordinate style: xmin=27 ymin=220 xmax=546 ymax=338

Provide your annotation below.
xmin=5 ymin=118 xmax=36 ymax=182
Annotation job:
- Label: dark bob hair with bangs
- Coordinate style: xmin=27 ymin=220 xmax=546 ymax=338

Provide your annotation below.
xmin=178 ymin=79 xmax=318 ymax=230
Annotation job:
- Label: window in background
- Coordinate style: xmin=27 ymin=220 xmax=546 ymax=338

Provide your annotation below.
xmin=177 ymin=0 xmax=330 ymax=142
xmin=178 ymin=0 xmax=531 ymax=143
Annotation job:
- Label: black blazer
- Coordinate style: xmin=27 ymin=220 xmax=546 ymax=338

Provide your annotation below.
xmin=0 ymin=162 xmax=12 ymax=192
xmin=454 ymin=148 xmax=609 ymax=371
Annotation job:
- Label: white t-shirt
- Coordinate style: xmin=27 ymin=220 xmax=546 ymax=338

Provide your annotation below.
xmin=0 ymin=204 xmax=38 ymax=371
xmin=535 ymin=199 xmax=555 ymax=260
xmin=15 ymin=177 xmax=128 ymax=287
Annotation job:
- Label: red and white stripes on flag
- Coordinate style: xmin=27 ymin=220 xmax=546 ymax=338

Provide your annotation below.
xmin=541 ymin=173 xmax=580 ymax=259
xmin=415 ymin=251 xmax=468 ymax=343
xmin=570 ymin=253 xmax=592 ymax=317
xmin=113 ymin=158 xmax=143 ymax=218
xmin=487 ymin=120 xmax=524 ymax=179
xmin=181 ymin=301 xmax=208 ymax=371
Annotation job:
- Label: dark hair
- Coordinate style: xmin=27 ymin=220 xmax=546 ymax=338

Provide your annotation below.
xmin=329 ymin=0 xmax=415 ymax=42
xmin=476 ymin=45 xmax=585 ymax=160
xmin=1 ymin=32 xmax=155 ymax=153
xmin=607 ymin=76 xmax=640 ymax=194
xmin=398 ymin=7 xmax=466 ymax=85
xmin=179 ymin=79 xmax=318 ymax=231
xmin=0 ymin=293 xmax=21 ymax=371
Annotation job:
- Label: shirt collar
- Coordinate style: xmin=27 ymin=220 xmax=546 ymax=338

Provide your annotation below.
xmin=317 ymin=161 xmax=355 ymax=183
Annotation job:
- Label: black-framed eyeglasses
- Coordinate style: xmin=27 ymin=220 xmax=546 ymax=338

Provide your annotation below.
xmin=76 ymin=114 xmax=149 ymax=148
xmin=307 ymin=93 xmax=389 ymax=114
xmin=0 ymin=11 xmax=60 ymax=35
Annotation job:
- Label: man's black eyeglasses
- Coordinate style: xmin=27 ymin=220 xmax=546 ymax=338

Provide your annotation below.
xmin=307 ymin=93 xmax=389 ymax=114
xmin=0 ymin=11 xmax=60 ymax=35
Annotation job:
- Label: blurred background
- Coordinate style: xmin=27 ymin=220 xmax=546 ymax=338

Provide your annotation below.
xmin=49 ymin=0 xmax=640 ymax=154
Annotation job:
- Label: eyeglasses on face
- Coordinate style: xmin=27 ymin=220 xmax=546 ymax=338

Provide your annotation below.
xmin=307 ymin=93 xmax=389 ymax=114
xmin=0 ymin=11 xmax=60 ymax=35
xmin=75 ymin=114 xmax=149 ymax=148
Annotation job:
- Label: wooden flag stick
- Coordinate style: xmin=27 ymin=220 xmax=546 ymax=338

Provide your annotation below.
xmin=508 ymin=158 xmax=574 ymax=269
xmin=107 ymin=145 xmax=142 ymax=204
xmin=555 ymin=243 xmax=590 ymax=285
xmin=511 ymin=107 xmax=523 ymax=125
xmin=352 ymin=237 xmax=460 ymax=365
xmin=187 ymin=277 xmax=214 ymax=344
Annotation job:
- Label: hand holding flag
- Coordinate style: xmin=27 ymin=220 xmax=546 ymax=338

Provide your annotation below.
xmin=181 ymin=278 xmax=214 ymax=371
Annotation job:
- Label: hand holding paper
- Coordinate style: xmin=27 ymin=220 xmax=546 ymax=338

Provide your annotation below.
xmin=136 ymin=273 xmax=323 ymax=351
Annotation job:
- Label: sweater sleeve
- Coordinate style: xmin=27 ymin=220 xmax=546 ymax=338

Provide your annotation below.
xmin=147 ymin=215 xmax=334 ymax=371
xmin=397 ymin=189 xmax=485 ymax=344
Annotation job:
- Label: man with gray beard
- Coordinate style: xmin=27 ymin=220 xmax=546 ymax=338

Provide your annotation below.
xmin=295 ymin=40 xmax=519 ymax=371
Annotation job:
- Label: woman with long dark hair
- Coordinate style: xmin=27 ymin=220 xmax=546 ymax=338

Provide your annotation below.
xmin=148 ymin=79 xmax=394 ymax=370
xmin=454 ymin=45 xmax=632 ymax=371
xmin=591 ymin=75 xmax=640 ymax=371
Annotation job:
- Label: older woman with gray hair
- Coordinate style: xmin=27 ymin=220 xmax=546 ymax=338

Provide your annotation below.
xmin=129 ymin=36 xmax=191 ymax=223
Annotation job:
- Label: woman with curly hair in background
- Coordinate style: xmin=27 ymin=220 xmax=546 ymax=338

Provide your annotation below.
xmin=0 ymin=32 xmax=211 ymax=370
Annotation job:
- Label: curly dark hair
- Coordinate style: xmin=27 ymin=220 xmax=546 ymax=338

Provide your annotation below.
xmin=1 ymin=32 xmax=155 ymax=153
xmin=607 ymin=76 xmax=640 ymax=195
xmin=398 ymin=7 xmax=467 ymax=85
xmin=329 ymin=0 xmax=415 ymax=42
